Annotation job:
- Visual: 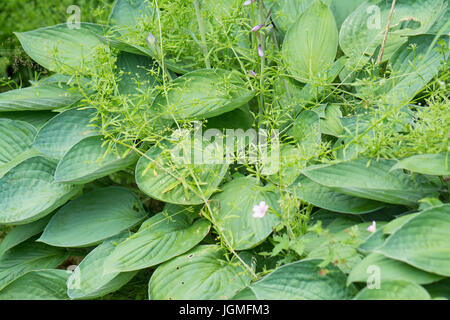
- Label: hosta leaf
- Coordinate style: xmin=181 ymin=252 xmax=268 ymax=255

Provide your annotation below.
xmin=0 ymin=241 xmax=67 ymax=291
xmin=135 ymin=138 xmax=228 ymax=205
xmin=354 ymin=280 xmax=431 ymax=300
xmin=55 ymin=136 xmax=139 ymax=184
xmin=376 ymin=204 xmax=450 ymax=277
xmin=67 ymin=235 xmax=137 ymax=299
xmin=391 ymin=153 xmax=450 ymax=176
xmin=0 ymin=215 xmax=51 ymax=257
xmin=292 ymin=110 xmax=321 ymax=145
xmin=149 ymin=245 xmax=253 ymax=300
xmin=245 ymin=259 xmax=356 ymax=300
xmin=104 ymin=206 xmax=210 ymax=273
xmin=0 ymin=269 xmax=69 ymax=300
xmin=282 ymin=0 xmax=338 ymax=81
xmin=348 ymin=252 xmax=444 ymax=285
xmin=15 ymin=23 xmax=108 ymax=74
xmin=33 ymin=108 xmax=99 ymax=159
xmin=109 ymin=0 xmax=154 ymax=27
xmin=302 ymin=159 xmax=439 ymax=206
xmin=116 ymin=51 xmax=159 ymax=96
xmin=291 ymin=175 xmax=385 ymax=214
xmin=380 ymin=35 xmax=449 ymax=104
xmin=151 ymin=69 xmax=254 ymax=120
xmin=330 ymin=0 xmax=365 ymax=29
xmin=0 ymin=83 xmax=82 ymax=112
xmin=340 ymin=0 xmax=443 ymax=67
xmin=267 ymin=0 xmax=313 ymax=34
xmin=210 ymin=176 xmax=280 ymax=250
xmin=0 ymin=119 xmax=38 ymax=178
xmin=358 ymin=227 xmax=387 ymax=254
xmin=38 ymin=187 xmax=147 ymax=248
xmin=0 ymin=157 xmax=82 ymax=225
xmin=424 ymin=278 xmax=450 ymax=300
xmin=0 ymin=111 xmax=55 ymax=129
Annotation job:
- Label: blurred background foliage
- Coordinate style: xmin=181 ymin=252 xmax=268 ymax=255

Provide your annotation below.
xmin=0 ymin=0 xmax=113 ymax=92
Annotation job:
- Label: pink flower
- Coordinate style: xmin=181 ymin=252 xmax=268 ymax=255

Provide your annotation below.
xmin=244 ymin=0 xmax=256 ymax=6
xmin=253 ymin=201 xmax=269 ymax=218
xmin=249 ymin=70 xmax=257 ymax=77
xmin=146 ymin=32 xmax=157 ymax=47
xmin=367 ymin=221 xmax=376 ymax=233
xmin=258 ymin=44 xmax=264 ymax=57
xmin=251 ymin=24 xmax=264 ymax=32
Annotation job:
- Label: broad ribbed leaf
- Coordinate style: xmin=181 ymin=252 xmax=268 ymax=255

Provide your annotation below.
xmin=210 ymin=176 xmax=280 ymax=250
xmin=0 ymin=157 xmax=81 ymax=225
xmin=55 ymin=136 xmax=139 ymax=184
xmin=67 ymin=236 xmax=137 ymax=299
xmin=282 ymin=0 xmax=338 ymax=81
xmin=104 ymin=206 xmax=210 ymax=273
xmin=15 ymin=23 xmax=108 ymax=74
xmin=33 ymin=108 xmax=99 ymax=159
xmin=245 ymin=259 xmax=356 ymax=300
xmin=39 ymin=187 xmax=147 ymax=247
xmin=330 ymin=0 xmax=364 ymax=29
xmin=151 ymin=69 xmax=254 ymax=120
xmin=0 ymin=242 xmax=67 ymax=291
xmin=149 ymin=245 xmax=253 ymax=300
xmin=302 ymin=159 xmax=439 ymax=205
xmin=109 ymin=0 xmax=154 ymax=27
xmin=0 ymin=269 xmax=69 ymax=300
xmin=267 ymin=0 xmax=313 ymax=34
xmin=348 ymin=252 xmax=443 ymax=285
xmin=0 ymin=84 xmax=82 ymax=111
xmin=377 ymin=204 xmax=450 ymax=277
xmin=135 ymin=138 xmax=228 ymax=205
xmin=391 ymin=153 xmax=449 ymax=176
xmin=0 ymin=216 xmax=51 ymax=257
xmin=340 ymin=0 xmax=443 ymax=67
xmin=0 ymin=111 xmax=55 ymax=129
xmin=0 ymin=119 xmax=38 ymax=178
xmin=354 ymin=280 xmax=431 ymax=300
xmin=291 ymin=175 xmax=385 ymax=214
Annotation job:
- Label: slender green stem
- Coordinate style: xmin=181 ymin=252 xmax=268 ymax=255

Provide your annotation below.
xmin=192 ymin=0 xmax=211 ymax=69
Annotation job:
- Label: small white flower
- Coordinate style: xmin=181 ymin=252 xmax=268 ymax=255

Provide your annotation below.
xmin=253 ymin=201 xmax=269 ymax=218
xmin=367 ymin=221 xmax=376 ymax=233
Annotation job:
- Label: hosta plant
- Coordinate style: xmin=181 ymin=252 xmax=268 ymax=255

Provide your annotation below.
xmin=0 ymin=0 xmax=449 ymax=300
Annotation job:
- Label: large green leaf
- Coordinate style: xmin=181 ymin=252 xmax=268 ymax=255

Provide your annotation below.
xmin=210 ymin=176 xmax=280 ymax=250
xmin=55 ymin=136 xmax=139 ymax=184
xmin=391 ymin=153 xmax=449 ymax=176
xmin=0 ymin=84 xmax=82 ymax=112
xmin=151 ymin=69 xmax=254 ymax=120
xmin=38 ymin=187 xmax=147 ymax=248
xmin=330 ymin=0 xmax=365 ymax=29
xmin=0 ymin=241 xmax=67 ymax=291
xmin=267 ymin=0 xmax=313 ymax=34
xmin=15 ymin=23 xmax=108 ymax=74
xmin=302 ymin=159 xmax=439 ymax=206
xmin=33 ymin=108 xmax=99 ymax=159
xmin=67 ymin=236 xmax=137 ymax=299
xmin=116 ymin=51 xmax=159 ymax=96
xmin=0 ymin=111 xmax=56 ymax=129
xmin=380 ymin=35 xmax=449 ymax=104
xmin=0 ymin=269 xmax=69 ymax=300
xmin=104 ymin=205 xmax=210 ymax=273
xmin=376 ymin=204 xmax=450 ymax=277
xmin=282 ymin=0 xmax=338 ymax=81
xmin=149 ymin=245 xmax=253 ymax=300
xmin=0 ymin=157 xmax=81 ymax=225
xmin=0 ymin=119 xmax=39 ymax=178
xmin=135 ymin=138 xmax=228 ymax=205
xmin=354 ymin=280 xmax=431 ymax=300
xmin=109 ymin=0 xmax=154 ymax=27
xmin=339 ymin=0 xmax=443 ymax=67
xmin=291 ymin=175 xmax=385 ymax=214
xmin=241 ymin=259 xmax=356 ymax=300
xmin=348 ymin=253 xmax=444 ymax=285
xmin=0 ymin=216 xmax=51 ymax=257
